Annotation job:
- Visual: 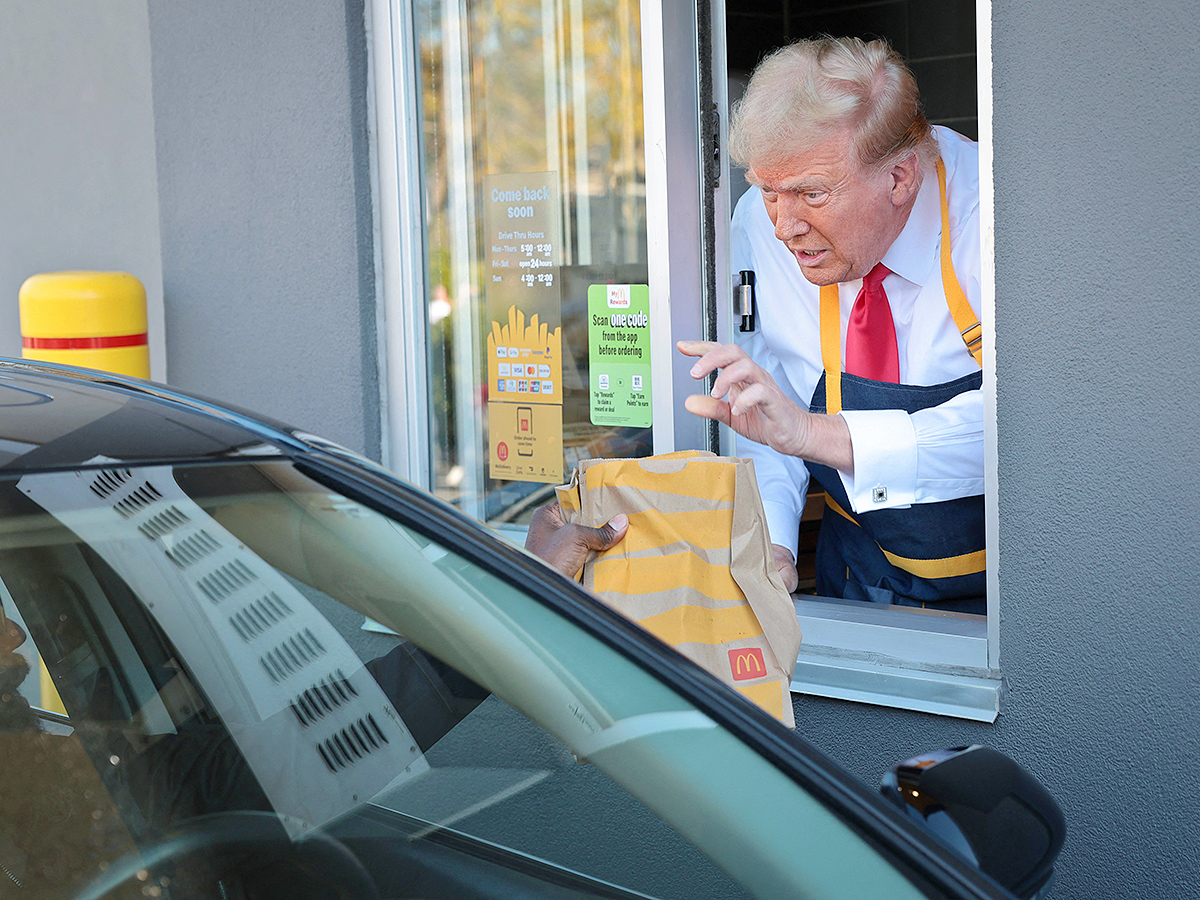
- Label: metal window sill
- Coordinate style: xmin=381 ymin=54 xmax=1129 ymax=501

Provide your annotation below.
xmin=791 ymin=597 xmax=1001 ymax=723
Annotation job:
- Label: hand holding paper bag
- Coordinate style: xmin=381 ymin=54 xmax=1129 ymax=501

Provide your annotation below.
xmin=556 ymin=451 xmax=803 ymax=728
xmin=525 ymin=501 xmax=629 ymax=579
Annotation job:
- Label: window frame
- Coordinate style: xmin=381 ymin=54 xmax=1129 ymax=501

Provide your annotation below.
xmin=369 ymin=0 xmax=433 ymax=488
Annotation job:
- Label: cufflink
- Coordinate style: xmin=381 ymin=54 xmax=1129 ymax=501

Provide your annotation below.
xmin=872 ymin=487 xmax=888 ymax=504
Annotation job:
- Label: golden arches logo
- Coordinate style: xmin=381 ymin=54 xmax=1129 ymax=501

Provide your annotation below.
xmin=728 ymin=647 xmax=766 ymax=681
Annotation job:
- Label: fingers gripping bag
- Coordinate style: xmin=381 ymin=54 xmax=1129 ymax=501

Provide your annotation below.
xmin=556 ymin=451 xmax=802 ymax=728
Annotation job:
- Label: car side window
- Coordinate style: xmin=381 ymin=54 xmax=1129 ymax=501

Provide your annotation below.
xmin=0 ymin=463 xmax=748 ymax=900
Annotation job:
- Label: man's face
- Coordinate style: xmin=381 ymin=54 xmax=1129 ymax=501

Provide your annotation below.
xmin=747 ymin=129 xmax=915 ymax=286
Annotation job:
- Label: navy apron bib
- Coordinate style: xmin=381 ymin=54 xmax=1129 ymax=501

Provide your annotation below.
xmin=806 ymin=370 xmax=985 ymax=613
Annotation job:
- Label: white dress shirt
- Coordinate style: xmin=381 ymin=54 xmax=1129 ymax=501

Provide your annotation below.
xmin=731 ymin=127 xmax=983 ymax=556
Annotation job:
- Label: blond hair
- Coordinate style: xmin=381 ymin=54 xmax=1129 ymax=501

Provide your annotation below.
xmin=729 ymin=37 xmax=935 ymax=172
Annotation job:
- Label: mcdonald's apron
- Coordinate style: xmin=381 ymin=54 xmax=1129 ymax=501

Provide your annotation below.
xmin=807 ymin=159 xmax=985 ymax=614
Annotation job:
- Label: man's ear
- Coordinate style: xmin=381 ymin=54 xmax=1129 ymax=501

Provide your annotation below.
xmin=889 ymin=151 xmax=922 ymax=207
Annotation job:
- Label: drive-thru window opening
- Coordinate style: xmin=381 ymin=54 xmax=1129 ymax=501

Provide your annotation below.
xmin=373 ymin=0 xmax=996 ymax=720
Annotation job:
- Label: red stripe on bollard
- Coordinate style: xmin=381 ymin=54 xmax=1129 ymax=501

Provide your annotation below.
xmin=22 ymin=333 xmax=148 ymax=350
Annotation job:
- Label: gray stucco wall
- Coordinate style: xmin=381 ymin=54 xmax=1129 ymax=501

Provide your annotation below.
xmin=790 ymin=3 xmax=1200 ymax=898
xmin=0 ymin=0 xmax=166 ymax=380
xmin=146 ymin=0 xmax=381 ymax=458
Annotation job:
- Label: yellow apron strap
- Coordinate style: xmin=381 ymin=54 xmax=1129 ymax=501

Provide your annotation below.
xmin=825 ymin=495 xmax=986 ymax=579
xmin=936 ymin=158 xmax=983 ymax=368
xmin=819 ymin=283 xmax=843 ymax=414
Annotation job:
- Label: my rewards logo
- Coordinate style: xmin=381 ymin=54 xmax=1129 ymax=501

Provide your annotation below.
xmin=606 ymin=285 xmax=631 ymax=309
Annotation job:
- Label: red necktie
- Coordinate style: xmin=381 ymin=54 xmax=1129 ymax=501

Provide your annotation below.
xmin=845 ymin=263 xmax=899 ymax=382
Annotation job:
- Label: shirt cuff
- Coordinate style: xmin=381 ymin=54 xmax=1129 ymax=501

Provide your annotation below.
xmin=838 ymin=409 xmax=918 ymax=513
xmin=762 ymin=498 xmax=803 ymax=559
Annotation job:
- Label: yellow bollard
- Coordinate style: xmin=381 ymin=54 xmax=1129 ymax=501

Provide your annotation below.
xmin=17 ymin=271 xmax=150 ymax=714
xmin=19 ymin=271 xmax=150 ymax=378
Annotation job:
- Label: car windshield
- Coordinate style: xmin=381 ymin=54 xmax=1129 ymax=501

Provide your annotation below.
xmin=0 ymin=459 xmax=927 ymax=900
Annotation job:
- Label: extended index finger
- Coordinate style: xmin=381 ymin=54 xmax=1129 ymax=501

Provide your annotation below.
xmin=676 ymin=341 xmax=749 ymax=380
xmin=675 ymin=340 xmax=721 ymax=359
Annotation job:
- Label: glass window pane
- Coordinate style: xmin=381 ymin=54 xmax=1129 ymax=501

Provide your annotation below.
xmin=417 ymin=0 xmax=652 ymax=524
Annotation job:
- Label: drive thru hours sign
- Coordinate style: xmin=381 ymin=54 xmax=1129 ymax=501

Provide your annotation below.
xmin=484 ymin=171 xmax=564 ymax=484
xmin=587 ymin=284 xmax=651 ymax=428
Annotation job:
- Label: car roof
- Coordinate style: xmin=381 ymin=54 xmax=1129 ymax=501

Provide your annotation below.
xmin=0 ymin=357 xmax=307 ymax=473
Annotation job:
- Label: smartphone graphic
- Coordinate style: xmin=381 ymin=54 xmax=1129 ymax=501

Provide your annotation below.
xmin=517 ymin=407 xmax=534 ymax=456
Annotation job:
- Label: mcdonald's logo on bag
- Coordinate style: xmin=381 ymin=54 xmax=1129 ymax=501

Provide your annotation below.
xmin=728 ymin=647 xmax=766 ymax=681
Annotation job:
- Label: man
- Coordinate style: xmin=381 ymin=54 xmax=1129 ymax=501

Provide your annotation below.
xmin=680 ymin=37 xmax=985 ymax=613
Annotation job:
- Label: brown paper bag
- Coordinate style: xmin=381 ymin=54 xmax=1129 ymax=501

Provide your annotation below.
xmin=556 ymin=451 xmax=802 ymax=728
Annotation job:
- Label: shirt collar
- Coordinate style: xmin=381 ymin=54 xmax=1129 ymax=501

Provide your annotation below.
xmin=880 ymin=169 xmax=940 ymax=287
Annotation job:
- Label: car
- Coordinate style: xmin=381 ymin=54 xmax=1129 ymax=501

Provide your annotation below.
xmin=0 ymin=357 xmax=1061 ymax=900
